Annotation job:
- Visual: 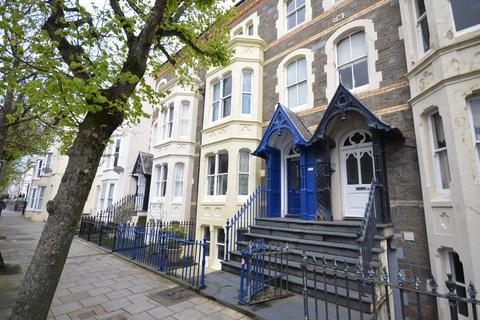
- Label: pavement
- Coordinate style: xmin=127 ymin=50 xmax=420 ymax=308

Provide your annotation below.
xmin=0 ymin=211 xmax=252 ymax=320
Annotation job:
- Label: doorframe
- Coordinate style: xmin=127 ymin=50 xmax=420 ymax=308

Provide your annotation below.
xmin=339 ymin=129 xmax=374 ymax=219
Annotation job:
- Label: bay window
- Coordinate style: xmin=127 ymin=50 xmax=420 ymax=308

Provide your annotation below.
xmin=238 ymin=151 xmax=250 ymax=196
xmin=336 ymin=31 xmax=369 ymax=90
xmin=212 ymin=76 xmax=232 ymax=121
xmin=113 ymin=138 xmax=121 ymax=167
xmin=174 ymin=163 xmax=185 ymax=199
xmin=450 ymin=0 xmax=480 ymax=32
xmin=206 ymin=153 xmax=228 ymax=197
xmin=241 ymin=71 xmax=253 ymax=114
xmin=156 ymin=164 xmax=168 ymax=198
xmin=430 ymin=112 xmax=451 ymax=192
xmin=286 ymin=58 xmax=307 ymax=109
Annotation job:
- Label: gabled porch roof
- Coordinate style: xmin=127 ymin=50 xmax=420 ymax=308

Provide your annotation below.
xmin=310 ymin=84 xmax=403 ymax=144
xmin=132 ymin=152 xmax=153 ymax=175
xmin=253 ymin=103 xmax=312 ymax=158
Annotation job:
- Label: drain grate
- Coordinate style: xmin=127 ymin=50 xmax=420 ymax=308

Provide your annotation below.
xmin=148 ymin=286 xmax=196 ymax=306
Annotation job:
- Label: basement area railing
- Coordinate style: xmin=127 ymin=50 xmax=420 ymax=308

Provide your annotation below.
xmin=78 ymin=217 xmax=206 ymax=289
xmin=301 ymin=254 xmax=479 ymax=320
xmin=225 ymin=186 xmax=267 ymax=261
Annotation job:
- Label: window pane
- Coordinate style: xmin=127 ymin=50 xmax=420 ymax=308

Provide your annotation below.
xmin=213 ymin=82 xmax=220 ymax=100
xmin=415 ymin=0 xmax=426 ymax=16
xmin=297 ymin=7 xmax=305 ymax=25
xmin=223 ymin=76 xmax=232 ymax=96
xmin=212 ymin=102 xmax=219 ymax=121
xmin=287 ymin=61 xmax=297 ymax=86
xmin=420 ymin=18 xmax=430 ymax=52
xmin=297 ymin=58 xmax=307 ymax=81
xmin=471 ymin=98 xmax=480 ymax=140
xmin=286 ymin=0 xmax=296 ymax=14
xmin=287 ymin=14 xmax=296 ymax=30
xmin=288 ymin=85 xmax=297 ymax=108
xmin=290 ymin=160 xmax=300 ymax=189
xmin=162 ymin=165 xmax=168 ymax=180
xmin=353 ymin=59 xmax=369 ymax=87
xmin=346 ymin=154 xmax=359 ymax=185
xmin=247 ymin=24 xmax=254 ymax=35
xmin=450 ymin=0 xmax=480 ymax=31
xmin=208 ymin=156 xmax=216 ymax=175
xmin=438 ymin=150 xmax=451 ymax=189
xmin=360 ymin=152 xmax=374 ymax=184
xmin=217 ymin=229 xmax=225 ymax=243
xmin=242 ymin=94 xmax=251 ymax=114
xmin=239 ymin=151 xmax=249 ymax=172
xmin=296 ymin=0 xmax=305 ymax=6
xmin=239 ymin=174 xmax=249 ymax=195
xmin=242 ymin=72 xmax=252 ymax=92
xmin=351 ymin=31 xmax=366 ymax=59
xmin=339 ymin=65 xmax=353 ymax=89
xmin=219 ymin=153 xmax=228 ymax=173
xmin=207 ymin=176 xmax=215 ymax=195
xmin=297 ymin=81 xmax=307 ymax=106
xmin=337 ymin=37 xmax=351 ymax=66
xmin=175 ymin=163 xmax=184 ymax=179
xmin=223 ymin=97 xmax=231 ymax=117
xmin=168 ymin=106 xmax=174 ymax=121
xmin=216 ymin=175 xmax=228 ymax=195
xmin=432 ymin=113 xmax=446 ymax=149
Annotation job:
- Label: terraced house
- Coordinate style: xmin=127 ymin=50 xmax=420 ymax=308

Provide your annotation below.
xmin=194 ymin=0 xmax=436 ymax=317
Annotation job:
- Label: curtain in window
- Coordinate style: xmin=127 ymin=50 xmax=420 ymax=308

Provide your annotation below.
xmin=238 ymin=151 xmax=249 ymax=195
xmin=174 ymin=163 xmax=185 ymax=198
xmin=179 ymin=102 xmax=189 ymax=137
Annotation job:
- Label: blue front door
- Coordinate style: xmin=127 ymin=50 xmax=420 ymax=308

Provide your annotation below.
xmin=287 ymin=157 xmax=301 ymax=215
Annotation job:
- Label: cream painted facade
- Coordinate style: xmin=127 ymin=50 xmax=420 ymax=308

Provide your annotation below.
xmin=24 ymin=147 xmax=68 ymax=221
xmin=196 ymin=33 xmax=266 ymax=268
xmin=83 ymin=108 xmax=152 ymax=217
xmin=399 ymin=0 xmax=480 ymax=317
xmin=147 ymin=79 xmax=200 ymax=223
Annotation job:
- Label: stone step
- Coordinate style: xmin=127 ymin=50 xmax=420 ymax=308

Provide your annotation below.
xmin=255 ymin=217 xmax=362 ymax=233
xmin=242 ymin=233 xmax=383 ymax=259
xmin=221 ymin=259 xmax=374 ymax=313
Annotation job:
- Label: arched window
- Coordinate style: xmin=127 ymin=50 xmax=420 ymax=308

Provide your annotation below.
xmin=286 ymin=58 xmax=307 ymax=109
xmin=336 ymin=31 xmax=368 ymax=90
xmin=174 ymin=163 xmax=185 ymax=199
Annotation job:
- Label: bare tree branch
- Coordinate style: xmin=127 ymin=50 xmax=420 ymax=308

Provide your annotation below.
xmin=109 ymin=0 xmax=135 ymax=45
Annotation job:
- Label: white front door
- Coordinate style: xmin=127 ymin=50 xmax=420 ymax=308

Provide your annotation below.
xmin=340 ymin=131 xmax=375 ymax=218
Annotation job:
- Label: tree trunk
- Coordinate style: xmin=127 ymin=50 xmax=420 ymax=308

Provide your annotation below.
xmin=0 ymin=251 xmax=5 ymax=269
xmin=8 ymin=109 xmax=123 ymax=320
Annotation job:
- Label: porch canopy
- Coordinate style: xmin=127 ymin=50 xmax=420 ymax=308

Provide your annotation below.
xmin=253 ymin=84 xmax=402 ymax=222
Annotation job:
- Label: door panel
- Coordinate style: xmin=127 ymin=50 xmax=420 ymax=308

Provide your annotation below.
xmin=287 ymin=157 xmax=301 ymax=215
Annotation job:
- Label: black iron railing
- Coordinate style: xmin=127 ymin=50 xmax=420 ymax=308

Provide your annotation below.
xmin=357 ymin=179 xmax=379 ymax=274
xmin=225 ymin=186 xmax=267 ymax=261
xmin=78 ymin=217 xmax=205 ymax=289
xmin=97 ymin=194 xmax=136 ymax=224
xmin=239 ymin=241 xmax=292 ymax=305
xmin=301 ymin=255 xmax=479 ymax=320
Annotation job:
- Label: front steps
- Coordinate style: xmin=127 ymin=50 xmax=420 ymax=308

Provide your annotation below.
xmin=221 ymin=217 xmax=393 ymax=313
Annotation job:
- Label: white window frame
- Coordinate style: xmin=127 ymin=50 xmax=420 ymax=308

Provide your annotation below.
xmin=34 ymin=159 xmax=43 ymax=179
xmin=241 ymin=71 xmax=253 ymax=115
xmin=98 ymin=182 xmax=115 ymax=210
xmin=286 ymin=0 xmax=306 ymax=31
xmin=206 ymin=152 xmax=228 ymax=199
xmin=203 ymin=226 xmax=211 ymax=258
xmin=429 ymin=111 xmax=451 ymax=194
xmin=106 ymin=183 xmax=115 ymax=208
xmin=28 ymin=187 xmax=37 ymax=210
xmin=28 ymin=186 xmax=46 ymax=211
xmin=45 ymin=153 xmax=53 ymax=169
xmin=162 ymin=103 xmax=174 ymax=140
xmin=449 ymin=0 xmax=480 ymax=35
xmin=173 ymin=162 xmax=185 ymax=200
xmin=468 ymin=97 xmax=480 ymax=172
xmin=238 ymin=150 xmax=250 ymax=196
xmin=413 ymin=0 xmax=430 ymax=55
xmin=113 ymin=138 xmax=121 ymax=167
xmin=215 ymin=228 xmax=225 ymax=261
xmin=211 ymin=76 xmax=232 ymax=122
xmin=179 ymin=101 xmax=190 ymax=138
xmin=157 ymin=164 xmax=168 ymax=198
xmin=286 ymin=57 xmax=308 ymax=110
xmin=336 ymin=31 xmax=369 ymax=91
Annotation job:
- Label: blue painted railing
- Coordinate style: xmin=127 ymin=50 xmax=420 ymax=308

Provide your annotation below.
xmin=225 ymin=186 xmax=267 ymax=261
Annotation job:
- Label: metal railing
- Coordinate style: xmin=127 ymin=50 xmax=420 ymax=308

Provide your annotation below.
xmin=225 ymin=186 xmax=267 ymax=261
xmin=301 ymin=255 xmax=479 ymax=320
xmin=96 ymin=194 xmax=137 ymax=224
xmin=357 ymin=179 xmax=379 ymax=274
xmin=78 ymin=217 xmax=206 ymax=289
xmin=239 ymin=241 xmax=292 ymax=305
